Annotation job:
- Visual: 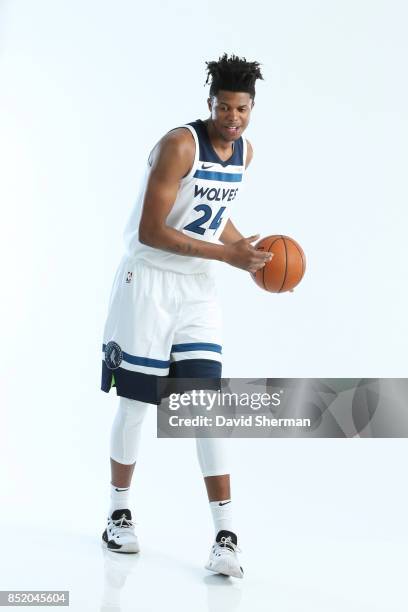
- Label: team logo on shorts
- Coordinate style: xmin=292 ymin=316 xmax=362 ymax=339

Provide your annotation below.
xmin=126 ymin=271 xmax=133 ymax=284
xmin=105 ymin=341 xmax=123 ymax=370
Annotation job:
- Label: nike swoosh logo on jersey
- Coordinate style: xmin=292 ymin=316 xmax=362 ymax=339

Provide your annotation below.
xmin=115 ymin=487 xmax=129 ymax=492
xmin=218 ymin=501 xmax=231 ymax=506
xmin=202 ymin=163 xmax=214 ymax=169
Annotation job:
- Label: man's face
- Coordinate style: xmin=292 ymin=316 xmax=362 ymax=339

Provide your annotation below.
xmin=207 ymin=90 xmax=254 ymax=142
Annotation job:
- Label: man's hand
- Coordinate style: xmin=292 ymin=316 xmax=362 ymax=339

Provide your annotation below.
xmin=223 ymin=234 xmax=273 ymax=273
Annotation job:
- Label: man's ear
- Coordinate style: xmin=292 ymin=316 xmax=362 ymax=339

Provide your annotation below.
xmin=207 ymin=97 xmax=212 ymax=112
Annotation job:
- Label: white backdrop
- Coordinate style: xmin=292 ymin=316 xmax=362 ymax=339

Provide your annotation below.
xmin=1 ymin=1 xmax=407 ymax=610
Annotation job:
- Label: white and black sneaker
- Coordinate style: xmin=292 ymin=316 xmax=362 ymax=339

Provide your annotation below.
xmin=205 ymin=530 xmax=244 ymax=578
xmin=102 ymin=509 xmax=140 ymax=554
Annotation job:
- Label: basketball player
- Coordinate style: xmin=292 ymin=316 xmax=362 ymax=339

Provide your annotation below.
xmin=100 ymin=54 xmax=269 ymax=578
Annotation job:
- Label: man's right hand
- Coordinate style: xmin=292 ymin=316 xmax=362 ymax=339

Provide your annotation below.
xmin=223 ymin=234 xmax=273 ymax=273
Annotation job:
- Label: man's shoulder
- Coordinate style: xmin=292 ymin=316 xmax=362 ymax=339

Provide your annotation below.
xmin=149 ymin=125 xmax=195 ymax=167
xmin=161 ymin=125 xmax=196 ymax=147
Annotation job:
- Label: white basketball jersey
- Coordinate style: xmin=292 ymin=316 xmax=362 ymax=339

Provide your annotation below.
xmin=123 ymin=119 xmax=248 ymax=274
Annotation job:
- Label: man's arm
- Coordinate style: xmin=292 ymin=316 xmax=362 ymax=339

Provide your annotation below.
xmin=219 ymin=219 xmax=244 ymax=245
xmin=138 ymin=131 xmax=271 ymax=273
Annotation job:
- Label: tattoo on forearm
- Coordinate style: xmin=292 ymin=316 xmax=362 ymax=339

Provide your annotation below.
xmin=173 ymin=241 xmax=201 ymax=257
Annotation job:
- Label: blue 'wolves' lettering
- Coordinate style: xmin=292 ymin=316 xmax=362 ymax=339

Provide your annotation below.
xmin=194 ymin=185 xmax=239 ymax=201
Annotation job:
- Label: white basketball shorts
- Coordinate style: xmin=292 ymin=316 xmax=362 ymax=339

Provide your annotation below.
xmin=101 ymin=257 xmax=223 ymax=404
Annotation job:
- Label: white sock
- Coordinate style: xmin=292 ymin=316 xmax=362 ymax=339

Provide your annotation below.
xmin=109 ymin=483 xmax=130 ymax=515
xmin=209 ymin=499 xmax=233 ymax=536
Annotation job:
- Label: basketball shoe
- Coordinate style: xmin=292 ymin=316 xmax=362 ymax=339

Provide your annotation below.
xmin=205 ymin=530 xmax=243 ymax=578
xmin=102 ymin=509 xmax=140 ymax=554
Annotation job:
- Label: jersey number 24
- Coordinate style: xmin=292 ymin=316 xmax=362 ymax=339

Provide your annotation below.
xmin=184 ymin=205 xmax=226 ymax=236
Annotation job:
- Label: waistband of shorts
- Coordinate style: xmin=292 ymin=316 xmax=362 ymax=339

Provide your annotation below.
xmin=122 ymin=255 xmax=214 ymax=278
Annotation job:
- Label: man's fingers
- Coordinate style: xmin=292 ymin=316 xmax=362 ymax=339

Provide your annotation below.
xmin=250 ymin=260 xmax=269 ymax=272
xmin=253 ymin=251 xmax=273 ymax=261
xmin=244 ymin=234 xmax=260 ymax=243
xmin=245 ymin=236 xmax=274 ymax=261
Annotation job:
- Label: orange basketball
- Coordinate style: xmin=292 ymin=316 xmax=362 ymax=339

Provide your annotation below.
xmin=252 ymin=235 xmax=306 ymax=293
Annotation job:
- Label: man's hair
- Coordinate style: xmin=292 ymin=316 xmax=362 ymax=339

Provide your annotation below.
xmin=205 ymin=53 xmax=264 ymax=99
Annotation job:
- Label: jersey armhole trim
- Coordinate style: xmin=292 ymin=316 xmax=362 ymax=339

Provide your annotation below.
xmin=178 ymin=124 xmax=199 ymax=182
xmin=243 ymin=137 xmax=248 ymax=169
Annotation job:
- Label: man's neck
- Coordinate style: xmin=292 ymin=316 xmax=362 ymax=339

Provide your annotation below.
xmin=204 ymin=118 xmax=234 ymax=157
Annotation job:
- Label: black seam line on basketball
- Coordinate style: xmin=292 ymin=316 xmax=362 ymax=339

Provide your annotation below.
xmin=278 ymin=236 xmax=288 ymax=293
xmin=263 ymin=236 xmax=281 ymax=292
xmin=298 ymin=243 xmax=306 ymax=275
xmin=292 ymin=243 xmax=306 ymax=279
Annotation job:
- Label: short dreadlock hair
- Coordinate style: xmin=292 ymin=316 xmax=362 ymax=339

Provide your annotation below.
xmin=205 ymin=53 xmax=264 ymax=100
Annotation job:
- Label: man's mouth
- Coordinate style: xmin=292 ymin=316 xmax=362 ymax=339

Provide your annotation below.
xmin=224 ymin=126 xmax=240 ymax=135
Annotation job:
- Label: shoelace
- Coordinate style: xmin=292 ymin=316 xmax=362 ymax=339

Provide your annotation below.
xmin=110 ymin=513 xmax=134 ymax=529
xmin=218 ymin=535 xmax=241 ymax=553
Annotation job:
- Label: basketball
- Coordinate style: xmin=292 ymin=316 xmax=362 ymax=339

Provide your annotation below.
xmin=251 ymin=235 xmax=306 ymax=293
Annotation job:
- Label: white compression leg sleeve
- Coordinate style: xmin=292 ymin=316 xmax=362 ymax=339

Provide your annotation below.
xmin=110 ymin=397 xmax=149 ymax=465
xmin=195 ymin=437 xmax=230 ymax=477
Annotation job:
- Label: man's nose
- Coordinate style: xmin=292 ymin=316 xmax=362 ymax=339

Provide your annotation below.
xmin=227 ymin=109 xmax=239 ymax=123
